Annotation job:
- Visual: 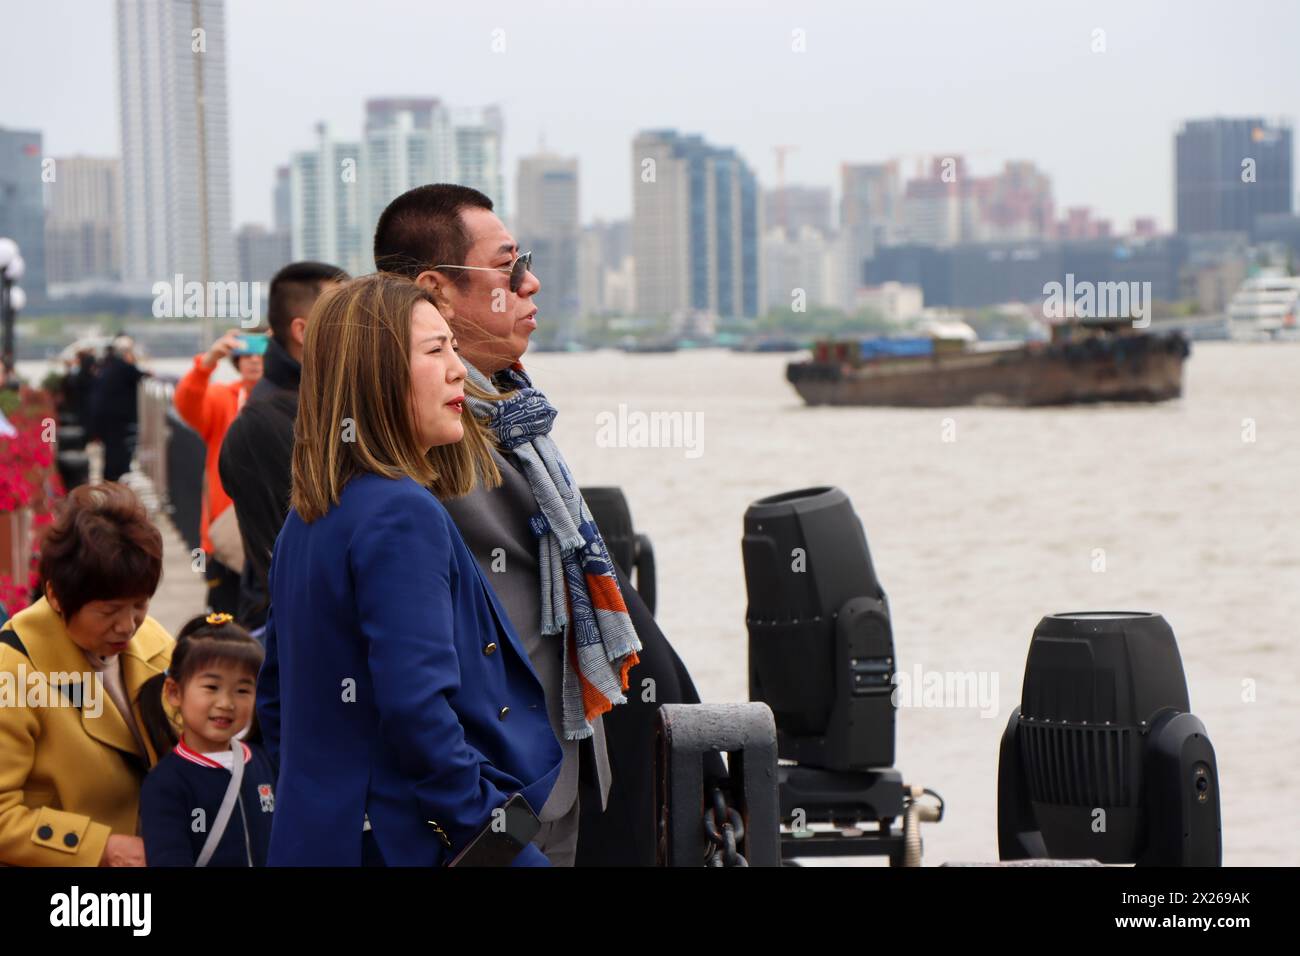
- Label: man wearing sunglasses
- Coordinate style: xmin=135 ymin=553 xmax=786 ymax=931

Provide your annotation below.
xmin=374 ymin=184 xmax=716 ymax=866
xmin=399 ymin=194 xmax=540 ymax=372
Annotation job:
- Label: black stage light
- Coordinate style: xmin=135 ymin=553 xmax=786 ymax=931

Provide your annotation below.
xmin=743 ymin=486 xmax=895 ymax=771
xmin=998 ymin=612 xmax=1221 ymax=866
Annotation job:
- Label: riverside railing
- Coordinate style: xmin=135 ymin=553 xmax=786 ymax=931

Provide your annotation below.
xmin=136 ymin=376 xmax=205 ymax=554
xmin=136 ymin=377 xmax=173 ymax=504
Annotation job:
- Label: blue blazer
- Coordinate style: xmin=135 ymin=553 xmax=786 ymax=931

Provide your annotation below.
xmin=258 ymin=473 xmax=563 ymax=866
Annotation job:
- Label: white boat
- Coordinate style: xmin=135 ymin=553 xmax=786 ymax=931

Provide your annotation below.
xmin=1227 ymin=274 xmax=1300 ymax=340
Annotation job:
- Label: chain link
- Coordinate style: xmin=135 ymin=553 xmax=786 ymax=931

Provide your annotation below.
xmin=703 ymin=785 xmax=748 ymax=867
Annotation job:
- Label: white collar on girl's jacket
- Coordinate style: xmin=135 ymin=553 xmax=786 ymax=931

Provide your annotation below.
xmin=174 ymin=740 xmax=251 ymax=769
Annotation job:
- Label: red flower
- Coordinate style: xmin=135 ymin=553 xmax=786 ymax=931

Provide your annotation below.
xmin=0 ymin=387 xmax=65 ymax=615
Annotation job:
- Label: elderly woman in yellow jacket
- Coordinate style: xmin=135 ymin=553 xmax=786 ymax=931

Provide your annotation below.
xmin=0 ymin=482 xmax=174 ymax=866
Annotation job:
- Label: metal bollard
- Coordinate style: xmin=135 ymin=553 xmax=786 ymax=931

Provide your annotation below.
xmin=655 ymin=702 xmax=781 ymax=867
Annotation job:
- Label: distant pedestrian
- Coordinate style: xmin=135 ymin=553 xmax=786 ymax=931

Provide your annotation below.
xmin=90 ymin=335 xmax=148 ymax=483
xmin=62 ymin=350 xmax=98 ymax=427
xmin=173 ymin=329 xmax=265 ymax=614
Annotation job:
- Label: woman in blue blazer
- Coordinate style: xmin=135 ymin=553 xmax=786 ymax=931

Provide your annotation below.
xmin=256 ymin=274 xmax=562 ymax=866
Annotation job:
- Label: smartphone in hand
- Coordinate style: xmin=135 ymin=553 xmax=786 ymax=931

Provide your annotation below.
xmin=233 ymin=333 xmax=269 ymax=356
xmin=446 ymin=794 xmax=542 ymax=867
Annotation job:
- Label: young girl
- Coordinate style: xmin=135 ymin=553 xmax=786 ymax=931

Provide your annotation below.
xmin=138 ymin=612 xmax=276 ymax=866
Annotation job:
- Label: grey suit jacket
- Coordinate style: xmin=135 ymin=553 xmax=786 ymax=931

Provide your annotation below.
xmin=442 ymin=446 xmax=612 ymax=822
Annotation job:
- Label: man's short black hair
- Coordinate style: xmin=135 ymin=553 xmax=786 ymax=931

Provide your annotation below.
xmin=267 ymin=261 xmax=349 ymax=345
xmin=373 ymin=184 xmax=494 ymax=288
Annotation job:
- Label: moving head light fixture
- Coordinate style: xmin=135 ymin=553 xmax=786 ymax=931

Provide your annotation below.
xmin=743 ymin=486 xmax=895 ymax=771
xmin=743 ymin=486 xmax=925 ymax=864
xmin=999 ymin=612 xmax=1221 ymax=866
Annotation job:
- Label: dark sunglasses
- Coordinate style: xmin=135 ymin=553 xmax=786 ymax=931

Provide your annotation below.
xmin=434 ymin=250 xmax=533 ymax=293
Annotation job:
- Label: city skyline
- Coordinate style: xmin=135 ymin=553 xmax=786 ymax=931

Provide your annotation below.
xmin=5 ymin=0 xmax=1298 ymax=236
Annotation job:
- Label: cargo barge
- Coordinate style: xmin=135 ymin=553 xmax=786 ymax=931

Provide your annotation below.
xmin=786 ymin=320 xmax=1190 ymax=408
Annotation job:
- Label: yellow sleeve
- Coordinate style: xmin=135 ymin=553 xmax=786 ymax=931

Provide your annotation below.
xmin=0 ymin=647 xmax=112 ymax=866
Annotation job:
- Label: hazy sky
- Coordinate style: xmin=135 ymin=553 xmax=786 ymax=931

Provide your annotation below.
xmin=6 ymin=0 xmax=1298 ymax=232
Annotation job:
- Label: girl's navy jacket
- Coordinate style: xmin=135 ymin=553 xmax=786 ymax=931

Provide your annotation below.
xmin=140 ymin=740 xmax=276 ymax=866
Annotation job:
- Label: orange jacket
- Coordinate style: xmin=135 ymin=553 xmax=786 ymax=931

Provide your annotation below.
xmin=173 ymin=355 xmax=254 ymax=555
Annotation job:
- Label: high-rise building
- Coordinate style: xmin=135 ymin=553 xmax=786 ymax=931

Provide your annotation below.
xmin=44 ymin=156 xmax=123 ymax=289
xmin=601 ymin=256 xmax=636 ymax=316
xmin=579 ymin=219 xmax=633 ymax=318
xmin=288 ymin=123 xmax=363 ymax=276
xmin=236 ymin=224 xmax=292 ymax=285
xmin=764 ymin=185 xmax=832 ymax=237
xmin=632 ymin=129 xmax=759 ymax=327
xmin=1253 ymin=212 xmax=1300 ymax=258
xmin=516 ymin=154 xmax=578 ymax=238
xmin=247 ymin=166 xmax=294 ymax=283
xmin=971 ymin=161 xmax=1055 ymax=241
xmin=631 ymin=132 xmax=690 ymax=321
xmin=0 ymin=127 xmax=47 ymax=300
xmin=901 ymin=157 xmax=969 ymax=248
xmin=839 ymin=162 xmax=902 ymax=306
xmin=272 ymin=165 xmax=292 ymax=234
xmin=515 ymin=153 xmax=579 ymax=343
xmin=1057 ymin=206 xmax=1112 ymax=240
xmin=455 ymin=106 xmax=505 ymax=214
xmin=896 ymin=157 xmax=1055 ymax=247
xmin=361 ymin=98 xmax=455 ymax=253
xmin=1132 ymin=217 xmax=1159 ymax=238
xmin=762 ymin=225 xmax=837 ymax=314
xmin=279 ymin=100 xmax=503 ymax=277
xmin=840 ymin=162 xmax=901 ymax=242
xmin=115 ymin=0 xmax=235 ymax=290
xmin=1176 ymin=117 xmax=1293 ymax=235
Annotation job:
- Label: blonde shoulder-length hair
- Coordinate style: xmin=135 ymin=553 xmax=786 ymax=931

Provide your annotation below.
xmin=291 ymin=273 xmax=501 ymax=522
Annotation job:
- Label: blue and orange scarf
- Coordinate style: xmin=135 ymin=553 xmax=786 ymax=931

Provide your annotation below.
xmin=464 ymin=361 xmax=641 ymax=740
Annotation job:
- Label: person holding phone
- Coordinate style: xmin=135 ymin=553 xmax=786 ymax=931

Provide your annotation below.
xmin=256 ymin=274 xmax=562 ymax=866
xmin=174 ymin=328 xmax=266 ymax=615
